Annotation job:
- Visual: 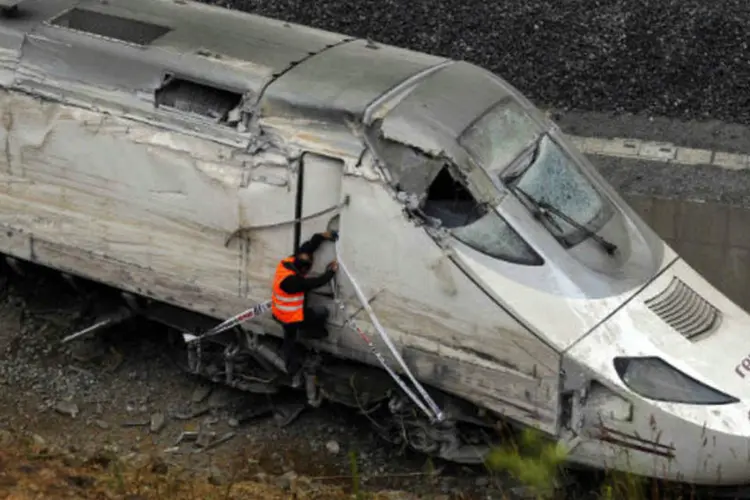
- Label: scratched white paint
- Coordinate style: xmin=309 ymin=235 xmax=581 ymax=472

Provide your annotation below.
xmin=2 ymin=50 xmax=749 ymax=480
xmin=0 ymin=87 xmax=560 ymax=432
xmin=561 ymin=257 xmax=750 ymax=484
xmin=334 ymin=172 xmax=561 ymax=430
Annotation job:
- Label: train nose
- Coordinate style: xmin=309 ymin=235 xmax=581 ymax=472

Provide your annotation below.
xmin=565 ymin=257 xmax=750 ymax=485
xmin=629 ymin=258 xmax=750 ymax=406
xmin=567 ymin=332 xmax=750 ymax=484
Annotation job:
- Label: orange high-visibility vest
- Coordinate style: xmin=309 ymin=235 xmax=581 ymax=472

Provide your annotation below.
xmin=272 ymin=256 xmax=305 ymax=324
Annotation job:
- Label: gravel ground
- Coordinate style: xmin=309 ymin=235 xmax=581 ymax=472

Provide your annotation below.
xmin=202 ymin=0 xmax=750 ymax=125
xmin=0 ymin=264 xmax=542 ymax=500
xmin=4 ymin=2 xmax=746 ymax=497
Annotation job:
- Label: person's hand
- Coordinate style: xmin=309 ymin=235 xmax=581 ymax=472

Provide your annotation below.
xmin=327 ymin=260 xmax=338 ymax=272
xmin=322 ymin=230 xmax=339 ymax=242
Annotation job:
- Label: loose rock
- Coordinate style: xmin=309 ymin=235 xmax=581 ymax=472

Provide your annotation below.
xmin=273 ymin=471 xmax=298 ymax=491
xmin=149 ymin=412 xmax=166 ymax=434
xmin=325 ymin=440 xmax=340 ymax=455
xmin=150 ymin=457 xmax=169 ymax=475
xmin=207 ymin=387 xmax=237 ymax=409
xmin=31 ymin=434 xmax=46 ymax=448
xmin=191 ymin=383 xmax=212 ymax=404
xmin=93 ymin=419 xmax=110 ymax=430
xmin=54 ymin=401 xmax=79 ymax=418
xmin=208 ymin=465 xmax=224 ymax=485
xmin=0 ymin=429 xmax=12 ymax=446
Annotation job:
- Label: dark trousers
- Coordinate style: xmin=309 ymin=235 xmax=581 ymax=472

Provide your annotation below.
xmin=277 ymin=306 xmax=330 ymax=373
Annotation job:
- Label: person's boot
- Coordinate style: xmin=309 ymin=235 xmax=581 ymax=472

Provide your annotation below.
xmin=304 ymin=325 xmax=329 ymax=340
xmin=285 ymin=360 xmax=303 ymax=388
xmin=300 ymin=326 xmax=328 ymax=340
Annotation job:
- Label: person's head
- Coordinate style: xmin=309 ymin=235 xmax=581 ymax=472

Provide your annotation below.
xmin=294 ymin=252 xmax=313 ymax=275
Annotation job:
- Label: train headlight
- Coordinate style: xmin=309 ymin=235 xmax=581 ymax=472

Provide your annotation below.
xmin=613 ymin=356 xmax=739 ymax=405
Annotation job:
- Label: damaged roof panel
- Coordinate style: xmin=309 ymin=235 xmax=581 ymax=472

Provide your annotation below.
xmin=62 ymin=0 xmax=348 ymax=74
xmin=259 ymin=39 xmax=447 ymax=126
xmin=379 ymin=62 xmax=512 ymax=155
xmin=5 ymin=0 xmax=349 ymax=103
xmin=17 ymin=22 xmax=260 ymax=103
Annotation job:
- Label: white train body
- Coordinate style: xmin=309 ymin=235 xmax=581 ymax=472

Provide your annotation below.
xmin=0 ymin=0 xmax=748 ymax=486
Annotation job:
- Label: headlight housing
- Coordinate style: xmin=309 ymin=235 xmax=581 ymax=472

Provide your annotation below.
xmin=613 ymin=356 xmax=739 ymax=405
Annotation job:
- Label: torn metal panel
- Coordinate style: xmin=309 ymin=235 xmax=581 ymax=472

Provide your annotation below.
xmin=351 ymin=149 xmax=385 ymax=182
xmin=260 ymin=38 xmax=446 ymax=128
xmin=369 ymin=135 xmax=445 ymax=194
xmin=258 ymin=116 xmax=366 ymax=167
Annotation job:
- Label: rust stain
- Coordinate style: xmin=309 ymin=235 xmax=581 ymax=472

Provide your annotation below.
xmin=597 ymin=425 xmax=676 ymax=459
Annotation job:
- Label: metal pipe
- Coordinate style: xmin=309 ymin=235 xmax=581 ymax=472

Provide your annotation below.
xmin=60 ymin=307 xmax=134 ymax=344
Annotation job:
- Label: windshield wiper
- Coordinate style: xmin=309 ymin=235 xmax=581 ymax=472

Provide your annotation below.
xmin=501 ymin=138 xmax=542 ymax=186
xmin=512 ymin=186 xmax=618 ymax=256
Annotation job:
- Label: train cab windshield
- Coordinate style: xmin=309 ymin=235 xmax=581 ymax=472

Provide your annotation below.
xmin=365 ymin=120 xmax=544 ymax=266
xmin=459 ymin=99 xmax=617 ymax=253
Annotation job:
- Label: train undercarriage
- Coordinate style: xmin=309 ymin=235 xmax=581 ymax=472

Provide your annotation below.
xmin=0 ymin=253 xmax=508 ymax=467
xmin=8 ymin=256 xmax=750 ymax=498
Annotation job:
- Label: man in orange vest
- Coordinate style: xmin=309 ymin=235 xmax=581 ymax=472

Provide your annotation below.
xmin=272 ymin=230 xmax=339 ymax=376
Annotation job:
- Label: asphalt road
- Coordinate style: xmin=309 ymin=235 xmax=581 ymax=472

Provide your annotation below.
xmin=201 ymin=0 xmax=750 ymax=125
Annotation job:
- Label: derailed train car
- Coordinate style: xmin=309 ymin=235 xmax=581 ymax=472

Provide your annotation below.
xmin=0 ymin=0 xmax=749 ymax=486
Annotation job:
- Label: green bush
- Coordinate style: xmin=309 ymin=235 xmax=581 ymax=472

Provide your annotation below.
xmin=484 ymin=428 xmax=664 ymax=500
xmin=485 ymin=428 xmax=568 ymax=499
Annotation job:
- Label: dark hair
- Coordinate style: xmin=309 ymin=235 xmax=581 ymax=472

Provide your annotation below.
xmin=294 ymin=255 xmax=312 ymax=273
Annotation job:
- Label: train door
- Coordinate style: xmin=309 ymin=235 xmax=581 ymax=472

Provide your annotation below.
xmin=236 ymin=158 xmax=300 ymax=307
xmin=296 ymin=152 xmax=346 ymax=327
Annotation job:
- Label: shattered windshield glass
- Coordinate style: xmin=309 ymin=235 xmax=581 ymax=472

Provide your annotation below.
xmin=366 ymin=119 xmax=543 ymax=266
xmin=421 ymin=169 xmax=543 ymax=266
xmin=459 ymin=100 xmax=613 ymax=250
xmin=459 ymin=98 xmax=543 ymax=174
xmin=504 ymin=135 xmax=613 ymax=248
xmin=451 ymin=210 xmax=543 ymax=265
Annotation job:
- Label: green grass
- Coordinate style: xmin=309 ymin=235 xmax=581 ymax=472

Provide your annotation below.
xmin=485 ymin=428 xmax=568 ymax=499
xmin=482 ymin=428 xmax=705 ymax=500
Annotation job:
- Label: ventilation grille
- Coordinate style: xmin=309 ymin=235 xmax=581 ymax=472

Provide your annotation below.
xmin=644 ymin=277 xmax=721 ymax=340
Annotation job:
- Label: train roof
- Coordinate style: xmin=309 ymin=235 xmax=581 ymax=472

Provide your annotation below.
xmin=0 ymin=0 xmax=460 ymax=153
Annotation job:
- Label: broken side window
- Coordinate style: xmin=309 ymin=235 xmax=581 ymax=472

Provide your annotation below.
xmin=423 ymin=167 xmax=543 ymax=266
xmin=155 ymin=76 xmax=244 ymax=127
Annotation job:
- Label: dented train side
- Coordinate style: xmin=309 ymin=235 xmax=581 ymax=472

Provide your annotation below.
xmin=0 ymin=0 xmax=564 ymax=436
